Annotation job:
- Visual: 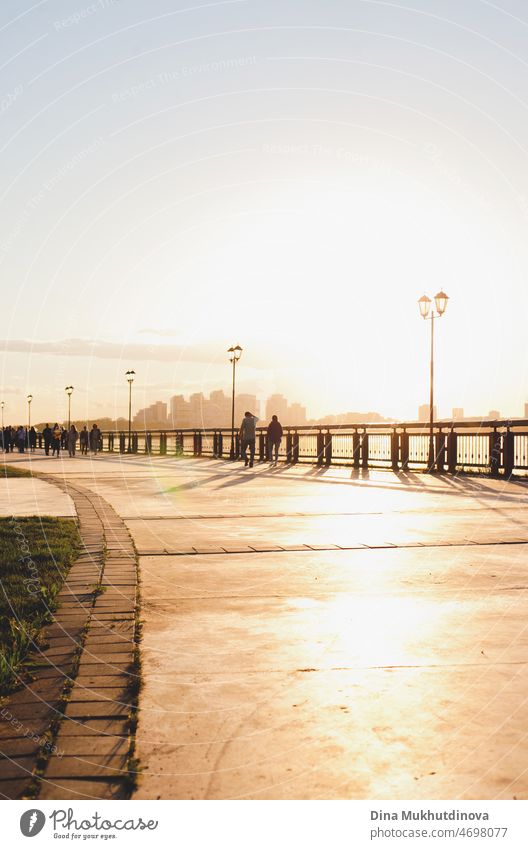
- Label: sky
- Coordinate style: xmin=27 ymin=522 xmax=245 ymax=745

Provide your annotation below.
xmin=1 ymin=0 xmax=528 ymax=425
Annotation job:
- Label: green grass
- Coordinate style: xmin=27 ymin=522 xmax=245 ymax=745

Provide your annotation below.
xmin=1 ymin=464 xmax=32 ymax=478
xmin=0 ymin=516 xmax=81 ymax=695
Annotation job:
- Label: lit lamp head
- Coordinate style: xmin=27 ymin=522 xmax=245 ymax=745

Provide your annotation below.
xmin=27 ymin=394 xmax=33 ymax=404
xmin=418 ymin=295 xmax=431 ymax=320
xmin=126 ymin=370 xmax=135 ymax=384
xmin=434 ymin=290 xmax=449 ymax=316
xmin=228 ymin=344 xmax=243 ymax=363
xmin=65 ymin=385 xmax=73 ymax=396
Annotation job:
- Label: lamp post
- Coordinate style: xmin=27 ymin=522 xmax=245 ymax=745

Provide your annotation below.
xmin=418 ymin=290 xmax=449 ymax=472
xmin=65 ymin=386 xmax=74 ymax=430
xmin=1 ymin=401 xmax=4 ymax=430
xmin=126 ymin=370 xmax=135 ymax=453
xmin=228 ymin=345 xmax=242 ymax=460
xmin=27 ymin=395 xmax=33 ymax=451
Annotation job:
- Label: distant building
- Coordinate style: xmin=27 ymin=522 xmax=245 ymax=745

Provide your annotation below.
xmin=235 ymin=394 xmax=259 ymax=422
xmin=525 ymin=403 xmax=528 ymax=419
xmin=418 ymin=404 xmax=437 ymax=422
xmin=287 ymin=403 xmax=307 ymax=426
xmin=266 ymin=394 xmax=288 ymax=422
xmin=133 ymin=401 xmax=167 ymax=428
xmin=452 ymin=407 xmax=464 ymax=420
xmin=208 ymin=390 xmax=231 ymax=427
xmin=170 ymin=395 xmax=191 ymax=428
xmin=488 ymin=410 xmax=500 ymax=419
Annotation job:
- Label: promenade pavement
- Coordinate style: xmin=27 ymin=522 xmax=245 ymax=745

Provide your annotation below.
xmin=2 ymin=452 xmax=528 ymax=799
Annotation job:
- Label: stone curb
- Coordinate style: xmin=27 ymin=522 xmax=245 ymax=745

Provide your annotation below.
xmin=0 ymin=477 xmax=140 ymax=800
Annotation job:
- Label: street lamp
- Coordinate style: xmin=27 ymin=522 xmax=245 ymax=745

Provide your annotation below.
xmin=27 ymin=395 xmax=33 ymax=450
xmin=0 ymin=401 xmax=4 ymax=430
xmin=65 ymin=386 xmax=74 ymax=430
xmin=418 ymin=290 xmax=449 ymax=472
xmin=228 ymin=345 xmax=242 ymax=460
xmin=126 ymin=370 xmax=135 ymax=453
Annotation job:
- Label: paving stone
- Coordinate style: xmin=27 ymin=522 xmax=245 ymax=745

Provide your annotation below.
xmin=45 ymin=754 xmax=129 ymax=778
xmin=65 ymin=701 xmax=130 ymax=719
xmin=53 ymin=735 xmax=130 ymax=756
xmin=0 ymin=756 xmax=36 ymax=779
xmin=0 ymin=739 xmax=41 ymax=758
xmin=53 ymin=718 xmax=130 ymax=737
xmin=39 ymin=778 xmax=127 ymax=799
xmin=0 ymin=779 xmax=28 ymax=799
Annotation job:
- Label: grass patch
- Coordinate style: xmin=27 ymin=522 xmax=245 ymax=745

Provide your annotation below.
xmin=0 ymin=516 xmax=81 ymax=695
xmin=1 ymin=464 xmax=32 ymax=478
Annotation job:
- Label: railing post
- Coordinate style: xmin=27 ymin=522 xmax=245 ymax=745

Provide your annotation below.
xmin=391 ymin=429 xmax=399 ymax=471
xmin=324 ymin=431 xmax=332 ymax=466
xmin=352 ymin=431 xmax=361 ymax=469
xmin=316 ymin=430 xmax=324 ymax=466
xmin=361 ymin=432 xmax=369 ymax=469
xmin=119 ymin=433 xmax=125 ymax=453
xmin=218 ymin=432 xmax=223 ymax=458
xmin=436 ymin=432 xmax=446 ymax=473
xmin=292 ymin=431 xmax=299 ymax=464
xmin=503 ymin=429 xmax=514 ymax=478
xmin=286 ymin=431 xmax=293 ymax=464
xmin=490 ymin=430 xmax=501 ymax=477
xmin=259 ymin=431 xmax=265 ymax=462
xmin=447 ymin=430 xmax=457 ymax=474
xmin=400 ymin=430 xmax=409 ymax=471
xmin=146 ymin=432 xmax=152 ymax=454
xmin=235 ymin=432 xmax=240 ymax=459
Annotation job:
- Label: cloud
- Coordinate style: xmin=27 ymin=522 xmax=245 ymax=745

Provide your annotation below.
xmin=0 ymin=337 xmax=278 ymax=368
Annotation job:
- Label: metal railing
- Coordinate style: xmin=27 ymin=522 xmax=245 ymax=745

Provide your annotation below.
xmin=91 ymin=420 xmax=528 ymax=477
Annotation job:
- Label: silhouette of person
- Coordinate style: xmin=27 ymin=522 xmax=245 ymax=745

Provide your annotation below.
xmin=239 ymin=411 xmax=258 ymax=468
xmin=267 ymin=415 xmax=283 ymax=465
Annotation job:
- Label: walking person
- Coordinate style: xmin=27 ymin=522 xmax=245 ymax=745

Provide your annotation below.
xmin=267 ymin=414 xmax=283 ymax=465
xmin=28 ymin=426 xmax=37 ymax=453
xmin=79 ymin=426 xmax=89 ymax=455
xmin=90 ymin=423 xmax=101 ymax=455
xmin=239 ymin=411 xmax=259 ymax=468
xmin=42 ymin=424 xmax=52 ymax=455
xmin=67 ymin=425 xmax=78 ymax=457
xmin=3 ymin=426 xmax=11 ymax=453
xmin=16 ymin=426 xmax=26 ymax=453
xmin=52 ymin=423 xmax=61 ymax=457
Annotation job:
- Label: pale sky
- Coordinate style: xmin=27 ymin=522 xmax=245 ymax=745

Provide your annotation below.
xmin=1 ymin=0 xmax=528 ymax=424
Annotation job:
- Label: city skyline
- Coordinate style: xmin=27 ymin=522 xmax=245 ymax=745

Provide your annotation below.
xmin=1 ymin=1 xmax=528 ymax=424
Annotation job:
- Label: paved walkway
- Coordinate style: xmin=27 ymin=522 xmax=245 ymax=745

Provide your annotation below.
xmin=2 ymin=452 xmax=528 ymax=799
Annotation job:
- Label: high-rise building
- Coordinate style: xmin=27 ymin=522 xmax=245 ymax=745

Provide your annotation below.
xmin=189 ymin=393 xmax=205 ymax=427
xmin=488 ymin=410 xmax=500 ymax=419
xmin=452 ymin=407 xmax=464 ymax=420
xmin=209 ymin=390 xmax=231 ymax=426
xmin=235 ymin=394 xmax=258 ymax=423
xmin=266 ymin=394 xmax=288 ymax=422
xmin=418 ymin=404 xmax=437 ymax=422
xmin=287 ymin=402 xmax=307 ymax=426
xmin=170 ymin=395 xmax=191 ymax=428
xmin=525 ymin=403 xmax=528 ymax=419
xmin=133 ymin=401 xmax=167 ymax=428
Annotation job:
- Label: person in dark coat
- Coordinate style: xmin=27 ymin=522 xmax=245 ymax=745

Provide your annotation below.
xmin=267 ymin=415 xmax=283 ymax=465
xmin=16 ymin=426 xmax=26 ymax=452
xmin=79 ymin=426 xmax=89 ymax=455
xmin=89 ymin=424 xmax=101 ymax=454
xmin=29 ymin=426 xmax=37 ymax=452
xmin=52 ymin=423 xmax=61 ymax=457
xmin=3 ymin=426 xmax=11 ymax=452
xmin=43 ymin=424 xmax=52 ymax=455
